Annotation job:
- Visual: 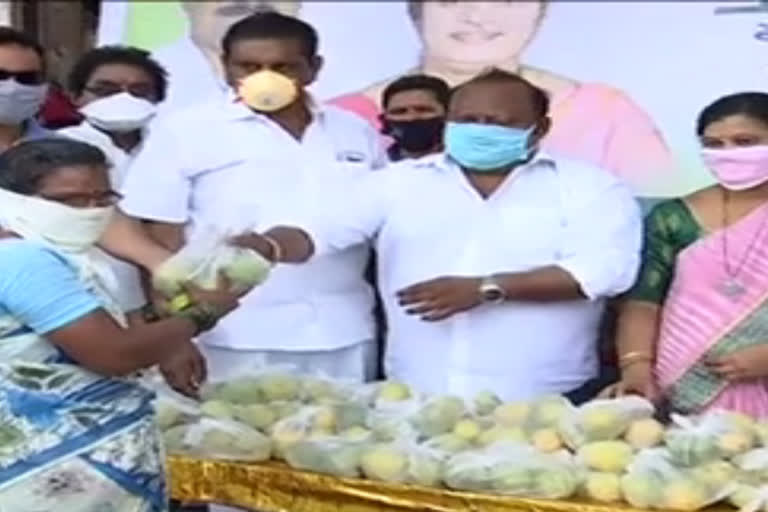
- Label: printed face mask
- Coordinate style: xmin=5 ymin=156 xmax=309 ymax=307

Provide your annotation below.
xmin=0 ymin=78 xmax=47 ymax=125
xmin=444 ymin=121 xmax=535 ymax=171
xmin=238 ymin=70 xmax=298 ymax=112
xmin=382 ymin=117 xmax=445 ymax=153
xmin=701 ymin=145 xmax=768 ymax=190
xmin=80 ymin=92 xmax=157 ymax=133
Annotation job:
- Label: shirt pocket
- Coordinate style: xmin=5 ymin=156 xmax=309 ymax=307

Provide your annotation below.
xmin=335 ymin=150 xmax=374 ymax=176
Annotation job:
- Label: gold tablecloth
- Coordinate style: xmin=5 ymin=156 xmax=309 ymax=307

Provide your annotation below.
xmin=168 ymin=456 xmax=729 ymax=512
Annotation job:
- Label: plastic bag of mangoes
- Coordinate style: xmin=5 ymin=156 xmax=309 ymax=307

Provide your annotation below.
xmin=442 ymin=443 xmax=584 ymax=499
xmin=621 ymin=448 xmax=734 ymax=511
xmin=558 ymin=396 xmax=655 ymax=449
xmin=665 ymin=410 xmax=757 ymax=467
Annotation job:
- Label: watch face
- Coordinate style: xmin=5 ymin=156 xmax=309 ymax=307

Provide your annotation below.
xmin=482 ymin=287 xmax=504 ymax=303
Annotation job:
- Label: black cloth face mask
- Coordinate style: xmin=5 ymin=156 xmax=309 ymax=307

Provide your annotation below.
xmin=381 ymin=117 xmax=445 ymax=153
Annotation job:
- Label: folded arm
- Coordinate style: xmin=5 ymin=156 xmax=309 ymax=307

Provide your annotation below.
xmin=398 ymin=179 xmax=643 ymax=321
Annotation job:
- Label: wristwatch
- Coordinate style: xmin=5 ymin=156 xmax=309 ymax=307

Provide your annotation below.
xmin=479 ymin=276 xmax=506 ymax=304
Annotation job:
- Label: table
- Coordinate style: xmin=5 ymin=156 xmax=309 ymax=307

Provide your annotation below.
xmin=168 ymin=456 xmax=725 ymax=512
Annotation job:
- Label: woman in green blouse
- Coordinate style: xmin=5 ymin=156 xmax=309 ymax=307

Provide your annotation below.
xmin=606 ymin=92 xmax=768 ymax=418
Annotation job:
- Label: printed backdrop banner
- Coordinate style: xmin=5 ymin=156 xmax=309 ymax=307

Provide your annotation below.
xmin=98 ymin=1 xmax=768 ymax=197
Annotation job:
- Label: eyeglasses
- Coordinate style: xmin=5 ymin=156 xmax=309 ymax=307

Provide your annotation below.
xmin=39 ymin=190 xmax=123 ymax=208
xmin=0 ymin=69 xmax=45 ymax=85
xmin=84 ymin=83 xmax=156 ymax=100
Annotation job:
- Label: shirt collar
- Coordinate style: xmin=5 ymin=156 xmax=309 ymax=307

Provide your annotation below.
xmin=412 ymin=149 xmax=558 ymax=173
xmin=221 ymin=88 xmax=326 ymax=124
xmin=21 ymin=119 xmax=53 ymax=141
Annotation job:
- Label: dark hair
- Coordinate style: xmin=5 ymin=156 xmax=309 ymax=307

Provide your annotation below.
xmin=0 ymin=26 xmax=44 ymax=61
xmin=222 ymin=11 xmax=318 ymax=59
xmin=696 ymin=92 xmax=768 ymax=135
xmin=455 ymin=68 xmax=550 ymax=117
xmin=406 ymin=0 xmax=547 ymax=29
xmin=382 ymin=74 xmax=451 ymax=110
xmin=67 ymin=45 xmax=168 ymax=101
xmin=0 ymin=138 xmax=107 ymax=195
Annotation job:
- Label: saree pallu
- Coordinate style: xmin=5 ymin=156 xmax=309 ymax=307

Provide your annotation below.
xmin=655 ymin=203 xmax=768 ymax=418
xmin=0 ymin=315 xmax=167 ymax=511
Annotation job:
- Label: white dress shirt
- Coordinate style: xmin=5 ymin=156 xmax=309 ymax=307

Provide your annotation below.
xmin=58 ymin=122 xmax=146 ymax=312
xmin=302 ymin=152 xmax=642 ymax=401
xmin=120 ymin=94 xmax=387 ymax=352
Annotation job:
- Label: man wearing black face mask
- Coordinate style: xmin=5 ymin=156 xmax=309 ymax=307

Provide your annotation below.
xmin=380 ymin=74 xmax=450 ymax=161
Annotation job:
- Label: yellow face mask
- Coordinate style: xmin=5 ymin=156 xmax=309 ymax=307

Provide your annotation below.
xmin=237 ymin=70 xmax=298 ymax=112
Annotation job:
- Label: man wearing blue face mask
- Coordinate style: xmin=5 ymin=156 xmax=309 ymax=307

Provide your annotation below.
xmin=0 ymin=27 xmax=52 ymax=152
xmin=290 ymin=68 xmax=643 ymax=402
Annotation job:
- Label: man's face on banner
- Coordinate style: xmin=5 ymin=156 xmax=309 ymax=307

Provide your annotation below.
xmin=183 ymin=1 xmax=302 ymax=52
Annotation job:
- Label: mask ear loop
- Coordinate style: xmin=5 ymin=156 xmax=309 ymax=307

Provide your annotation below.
xmin=378 ymin=114 xmax=392 ymax=135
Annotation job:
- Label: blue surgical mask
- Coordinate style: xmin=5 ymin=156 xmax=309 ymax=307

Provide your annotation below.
xmin=444 ymin=121 xmax=535 ymax=171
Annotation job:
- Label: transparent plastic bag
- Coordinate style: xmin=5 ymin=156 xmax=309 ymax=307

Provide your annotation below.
xmin=410 ymin=395 xmax=469 ymax=439
xmin=492 ymin=395 xmax=571 ymax=431
xmin=471 ymin=390 xmax=503 ymax=417
xmin=580 ymin=471 xmax=624 ymax=503
xmin=163 ymin=417 xmax=272 ymax=462
xmin=140 ymin=372 xmax=202 ymax=430
xmin=665 ymin=411 xmax=757 ymax=466
xmin=270 ymin=404 xmax=371 ymax=460
xmin=283 ymin=435 xmax=367 ymax=478
xmin=366 ymin=403 xmax=422 ymax=443
xmin=301 ymin=373 xmax=365 ymax=405
xmin=360 ymin=440 xmax=445 ymax=487
xmin=729 ymin=484 xmax=768 ymax=512
xmin=734 ymin=448 xmax=768 ymax=485
xmin=153 ymin=388 xmax=201 ymax=431
xmin=200 ymin=364 xmax=302 ymax=405
xmin=621 ymin=448 xmax=734 ymax=511
xmin=368 ymin=380 xmax=417 ymax=407
xmin=152 ymin=224 xmax=271 ymax=297
xmin=756 ymin=422 xmax=768 ymax=447
xmin=443 ymin=443 xmax=584 ymax=499
xmin=576 ymin=440 xmax=635 ymax=473
xmin=558 ymin=396 xmax=655 ymax=449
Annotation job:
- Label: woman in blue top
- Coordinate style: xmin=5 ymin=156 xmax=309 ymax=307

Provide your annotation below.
xmin=0 ymin=138 xmax=241 ymax=511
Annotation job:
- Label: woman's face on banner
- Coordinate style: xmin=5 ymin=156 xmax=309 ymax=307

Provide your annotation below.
xmin=419 ymin=1 xmax=544 ymax=65
xmin=183 ymin=1 xmax=302 ymax=52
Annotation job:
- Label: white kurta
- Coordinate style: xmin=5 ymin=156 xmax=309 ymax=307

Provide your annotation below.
xmin=301 ymin=152 xmax=643 ymax=401
xmin=120 ymin=95 xmax=386 ymax=356
xmin=58 ymin=122 xmax=146 ymax=312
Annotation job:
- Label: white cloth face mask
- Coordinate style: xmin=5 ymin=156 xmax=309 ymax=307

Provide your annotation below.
xmin=80 ymin=92 xmax=157 ymax=133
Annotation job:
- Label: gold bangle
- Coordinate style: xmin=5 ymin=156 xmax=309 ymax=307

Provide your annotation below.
xmin=618 ymin=351 xmax=653 ymax=369
xmin=619 ymin=351 xmax=652 ymax=363
xmin=262 ymin=235 xmax=283 ymax=263
xmin=620 ymin=357 xmax=653 ymax=370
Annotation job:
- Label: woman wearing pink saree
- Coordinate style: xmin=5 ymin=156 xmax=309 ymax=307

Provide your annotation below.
xmin=331 ymin=0 xmax=675 ymax=196
xmin=608 ymin=92 xmax=768 ymax=418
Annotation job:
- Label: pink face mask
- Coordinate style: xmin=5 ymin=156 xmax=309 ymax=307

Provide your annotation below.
xmin=701 ymin=145 xmax=768 ymax=190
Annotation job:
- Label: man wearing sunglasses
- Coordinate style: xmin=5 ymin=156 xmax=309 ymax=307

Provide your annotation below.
xmin=0 ymin=27 xmax=50 ymax=151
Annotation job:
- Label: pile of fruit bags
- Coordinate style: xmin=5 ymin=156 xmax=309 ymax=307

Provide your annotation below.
xmin=152 ymin=368 xmax=768 ymax=511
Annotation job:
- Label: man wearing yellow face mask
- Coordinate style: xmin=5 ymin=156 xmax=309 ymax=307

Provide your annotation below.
xmin=120 ymin=13 xmax=386 ymax=390
xmin=151 ymin=0 xmax=302 ymax=113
